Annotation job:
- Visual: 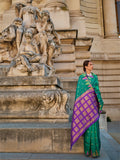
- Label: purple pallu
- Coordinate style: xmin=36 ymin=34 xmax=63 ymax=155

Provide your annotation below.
xmin=71 ymin=88 xmax=99 ymax=149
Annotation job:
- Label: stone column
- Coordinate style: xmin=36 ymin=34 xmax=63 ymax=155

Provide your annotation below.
xmin=66 ymin=0 xmax=86 ymax=38
xmin=103 ymin=0 xmax=118 ymax=38
xmin=0 ymin=0 xmax=12 ymax=14
xmin=44 ymin=0 xmax=70 ymax=29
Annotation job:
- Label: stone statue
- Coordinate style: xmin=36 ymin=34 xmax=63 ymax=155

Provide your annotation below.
xmin=35 ymin=10 xmax=50 ymax=64
xmin=13 ymin=18 xmax=24 ymax=51
xmin=46 ymin=19 xmax=61 ymax=68
xmin=15 ymin=3 xmax=26 ymax=17
xmin=19 ymin=0 xmax=39 ymax=29
xmin=0 ymin=20 xmax=17 ymax=62
xmin=0 ymin=1 xmax=69 ymax=120
xmin=0 ymin=0 xmax=62 ymax=76
xmin=14 ymin=29 xmax=41 ymax=72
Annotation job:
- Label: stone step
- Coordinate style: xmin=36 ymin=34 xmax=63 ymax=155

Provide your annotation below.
xmin=0 ymin=129 xmax=117 ymax=160
xmin=0 ymin=122 xmax=83 ymax=154
xmin=0 ymin=152 xmax=110 ymax=160
xmin=0 ymin=118 xmax=107 ymax=154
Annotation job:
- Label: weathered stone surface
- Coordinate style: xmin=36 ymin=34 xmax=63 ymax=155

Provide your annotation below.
xmin=91 ymin=39 xmax=120 ymax=54
xmin=103 ymin=0 xmax=118 ymax=38
xmin=0 ymin=76 xmax=61 ymax=87
xmin=54 ymin=53 xmax=75 ymax=63
xmin=0 ymin=122 xmax=84 ymax=153
xmin=0 ymin=0 xmax=12 ymax=14
xmin=44 ymin=0 xmax=70 ymax=30
xmin=0 ymin=75 xmax=69 ymax=120
xmin=45 ymin=9 xmax=70 ymax=30
xmin=70 ymin=16 xmax=86 ymax=38
xmin=57 ymin=30 xmax=77 ymax=39
xmin=54 ymin=63 xmax=76 ymax=72
xmin=61 ymin=44 xmax=75 ymax=54
xmin=75 ymin=51 xmax=90 ymax=59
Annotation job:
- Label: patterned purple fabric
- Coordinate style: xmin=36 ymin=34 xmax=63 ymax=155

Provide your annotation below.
xmin=71 ymin=88 xmax=99 ymax=149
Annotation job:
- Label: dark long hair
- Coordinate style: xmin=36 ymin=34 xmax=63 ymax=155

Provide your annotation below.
xmin=83 ymin=60 xmax=91 ymax=72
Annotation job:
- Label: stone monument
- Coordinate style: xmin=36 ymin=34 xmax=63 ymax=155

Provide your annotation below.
xmin=0 ymin=0 xmax=85 ymax=154
xmin=0 ymin=0 xmax=69 ymax=120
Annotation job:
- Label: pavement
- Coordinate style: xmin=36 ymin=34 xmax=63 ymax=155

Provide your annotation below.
xmin=107 ymin=121 xmax=120 ymax=144
xmin=0 ymin=122 xmax=120 ymax=160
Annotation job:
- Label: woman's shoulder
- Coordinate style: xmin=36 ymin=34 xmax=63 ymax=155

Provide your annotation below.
xmin=79 ymin=73 xmax=86 ymax=79
xmin=92 ymin=72 xmax=98 ymax=79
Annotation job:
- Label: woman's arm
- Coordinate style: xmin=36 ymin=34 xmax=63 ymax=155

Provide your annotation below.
xmin=94 ymin=75 xmax=104 ymax=112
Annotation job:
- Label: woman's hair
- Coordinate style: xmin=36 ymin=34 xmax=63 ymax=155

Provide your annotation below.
xmin=83 ymin=60 xmax=91 ymax=72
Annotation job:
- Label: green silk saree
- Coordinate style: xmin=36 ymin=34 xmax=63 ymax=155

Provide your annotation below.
xmin=71 ymin=72 xmax=104 ymax=157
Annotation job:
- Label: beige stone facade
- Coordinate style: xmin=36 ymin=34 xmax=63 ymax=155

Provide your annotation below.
xmin=0 ymin=0 xmax=120 ymax=121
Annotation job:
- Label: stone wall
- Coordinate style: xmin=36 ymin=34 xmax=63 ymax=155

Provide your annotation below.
xmin=80 ymin=0 xmax=104 ymax=37
xmin=91 ymin=39 xmax=120 ymax=121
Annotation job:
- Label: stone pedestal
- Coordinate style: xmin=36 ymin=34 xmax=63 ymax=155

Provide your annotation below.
xmin=0 ymin=75 xmax=69 ymax=121
xmin=0 ymin=122 xmax=84 ymax=153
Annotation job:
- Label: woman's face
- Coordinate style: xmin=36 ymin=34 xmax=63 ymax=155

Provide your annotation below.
xmin=85 ymin=61 xmax=93 ymax=72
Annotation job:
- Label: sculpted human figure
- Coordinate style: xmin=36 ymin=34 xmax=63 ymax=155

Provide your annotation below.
xmin=0 ymin=20 xmax=18 ymax=62
xmin=19 ymin=0 xmax=40 ymax=29
xmin=46 ymin=19 xmax=61 ymax=67
xmin=13 ymin=18 xmax=24 ymax=51
xmin=16 ymin=29 xmax=41 ymax=72
xmin=35 ymin=10 xmax=50 ymax=64
xmin=15 ymin=3 xmax=26 ymax=17
xmin=0 ymin=0 xmax=61 ymax=77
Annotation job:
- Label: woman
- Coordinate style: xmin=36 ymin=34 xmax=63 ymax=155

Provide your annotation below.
xmin=71 ymin=60 xmax=104 ymax=158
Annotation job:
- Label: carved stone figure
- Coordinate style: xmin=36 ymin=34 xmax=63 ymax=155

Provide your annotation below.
xmin=19 ymin=0 xmax=40 ymax=29
xmin=15 ymin=29 xmax=41 ymax=72
xmin=15 ymin=3 xmax=26 ymax=17
xmin=35 ymin=10 xmax=50 ymax=64
xmin=13 ymin=18 xmax=24 ymax=51
xmin=41 ymin=90 xmax=69 ymax=115
xmin=0 ymin=20 xmax=17 ymax=62
xmin=46 ymin=19 xmax=61 ymax=67
xmin=0 ymin=1 xmax=69 ymax=120
xmin=0 ymin=0 xmax=62 ymax=76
